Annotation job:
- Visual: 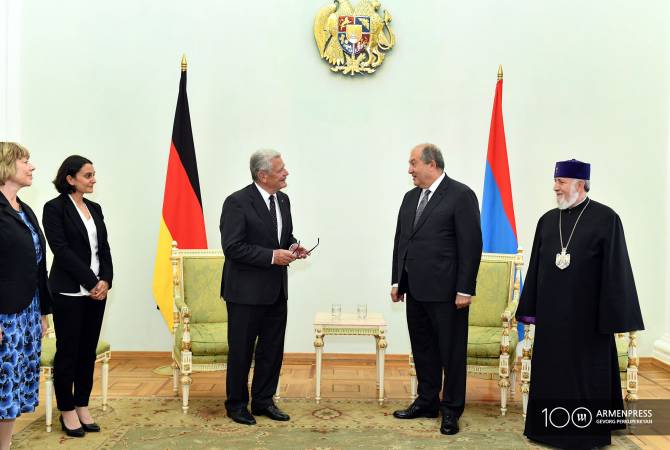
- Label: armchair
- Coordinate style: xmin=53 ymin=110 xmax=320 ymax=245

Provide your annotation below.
xmin=519 ymin=328 xmax=640 ymax=418
xmin=410 ymin=250 xmax=523 ymax=416
xmin=40 ymin=315 xmax=111 ymax=432
xmin=171 ymin=242 xmax=228 ymax=413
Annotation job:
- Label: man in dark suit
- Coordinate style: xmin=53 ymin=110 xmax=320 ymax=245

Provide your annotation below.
xmin=391 ymin=143 xmax=482 ymax=435
xmin=220 ymin=149 xmax=308 ymax=425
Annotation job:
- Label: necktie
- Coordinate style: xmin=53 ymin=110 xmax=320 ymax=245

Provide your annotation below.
xmin=413 ymin=189 xmax=431 ymax=228
xmin=269 ymin=194 xmax=278 ymax=235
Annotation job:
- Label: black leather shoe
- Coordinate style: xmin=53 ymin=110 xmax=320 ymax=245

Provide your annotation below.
xmin=440 ymin=414 xmax=460 ymax=435
xmin=227 ymin=408 xmax=256 ymax=425
xmin=393 ymin=404 xmax=439 ymax=419
xmin=59 ymin=415 xmax=85 ymax=437
xmin=80 ymin=421 xmax=101 ymax=432
xmin=251 ymin=404 xmax=290 ymax=421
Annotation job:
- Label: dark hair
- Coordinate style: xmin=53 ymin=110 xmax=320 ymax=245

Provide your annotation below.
xmin=53 ymin=155 xmax=93 ymax=194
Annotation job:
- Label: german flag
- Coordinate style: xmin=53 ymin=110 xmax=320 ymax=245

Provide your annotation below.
xmin=152 ymin=56 xmax=207 ymax=329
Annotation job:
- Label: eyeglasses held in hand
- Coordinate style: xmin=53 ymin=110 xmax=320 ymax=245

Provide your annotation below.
xmin=291 ymin=240 xmax=301 ymax=255
xmin=292 ymin=237 xmax=320 ymax=256
xmin=306 ymin=237 xmax=320 ymax=255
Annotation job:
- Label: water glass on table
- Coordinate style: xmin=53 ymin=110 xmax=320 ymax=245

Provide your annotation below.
xmin=357 ymin=304 xmax=367 ymax=319
xmin=331 ymin=304 xmax=342 ymax=319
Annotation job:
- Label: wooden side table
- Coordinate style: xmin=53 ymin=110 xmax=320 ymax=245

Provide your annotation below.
xmin=313 ymin=312 xmax=387 ymax=405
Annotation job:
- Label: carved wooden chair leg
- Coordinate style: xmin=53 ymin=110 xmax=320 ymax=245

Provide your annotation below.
xmin=520 ymin=324 xmax=533 ymax=418
xmin=172 ymin=360 xmax=179 ymax=395
xmin=181 ymin=349 xmax=193 ymax=414
xmin=274 ymin=373 xmax=281 ymax=402
xmin=626 ymin=332 xmax=639 ymax=402
xmin=510 ymin=366 xmax=517 ymax=400
xmin=409 ymin=353 xmax=418 ymax=400
xmin=499 ymin=355 xmax=510 ymax=416
xmin=181 ymin=371 xmax=192 ymax=414
xmin=44 ymin=368 xmax=54 ymax=432
xmin=101 ymin=354 xmax=110 ymax=411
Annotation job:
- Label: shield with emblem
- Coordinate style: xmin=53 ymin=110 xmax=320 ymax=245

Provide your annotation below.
xmin=314 ymin=1 xmax=396 ymax=76
xmin=337 ymin=16 xmax=371 ymax=57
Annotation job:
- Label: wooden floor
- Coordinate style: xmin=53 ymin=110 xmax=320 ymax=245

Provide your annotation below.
xmin=15 ymin=353 xmax=670 ymax=448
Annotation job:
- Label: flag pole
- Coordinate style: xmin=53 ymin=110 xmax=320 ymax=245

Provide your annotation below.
xmin=181 ymin=54 xmax=187 ymax=72
xmin=498 ymin=64 xmax=503 ymax=80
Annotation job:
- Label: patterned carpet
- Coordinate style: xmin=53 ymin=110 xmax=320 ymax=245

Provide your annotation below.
xmin=12 ymin=398 xmax=640 ymax=449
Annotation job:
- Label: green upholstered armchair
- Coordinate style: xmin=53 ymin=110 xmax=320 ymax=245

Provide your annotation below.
xmin=171 ymin=243 xmax=228 ymax=413
xmin=40 ymin=315 xmax=111 ymax=432
xmin=519 ymin=327 xmax=640 ymax=418
xmin=410 ymin=251 xmax=523 ymax=416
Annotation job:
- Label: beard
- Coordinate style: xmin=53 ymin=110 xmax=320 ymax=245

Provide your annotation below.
xmin=556 ymin=184 xmax=579 ymax=210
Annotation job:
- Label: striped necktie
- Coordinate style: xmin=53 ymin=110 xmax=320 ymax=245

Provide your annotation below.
xmin=269 ymin=194 xmax=278 ymax=234
xmin=413 ymin=189 xmax=431 ymax=229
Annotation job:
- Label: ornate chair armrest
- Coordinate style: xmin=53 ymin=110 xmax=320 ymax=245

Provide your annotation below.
xmin=520 ymin=324 xmax=535 ymax=354
xmin=177 ymin=300 xmax=193 ymax=354
xmin=174 ymin=294 xmax=189 ymax=319
xmin=500 ymin=308 xmax=514 ymax=328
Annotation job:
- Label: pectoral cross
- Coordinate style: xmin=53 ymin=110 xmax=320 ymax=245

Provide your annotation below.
xmin=555 ymin=249 xmax=570 ymax=270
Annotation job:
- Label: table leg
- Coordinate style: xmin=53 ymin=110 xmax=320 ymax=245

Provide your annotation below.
xmin=314 ymin=327 xmax=324 ymax=404
xmin=377 ymin=329 xmax=387 ymax=405
xmin=375 ymin=336 xmax=380 ymax=391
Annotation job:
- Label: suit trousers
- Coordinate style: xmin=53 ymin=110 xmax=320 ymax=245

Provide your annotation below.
xmin=406 ymin=289 xmax=469 ymax=418
xmin=52 ymin=293 xmax=106 ymax=411
xmin=224 ymin=294 xmax=287 ymax=412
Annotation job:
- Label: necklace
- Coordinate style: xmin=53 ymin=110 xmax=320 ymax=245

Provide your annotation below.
xmin=556 ymin=198 xmax=591 ymax=270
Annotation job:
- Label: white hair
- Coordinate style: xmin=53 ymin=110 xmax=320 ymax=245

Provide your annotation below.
xmin=556 ymin=179 xmax=591 ymax=209
xmin=250 ymin=149 xmax=281 ymax=181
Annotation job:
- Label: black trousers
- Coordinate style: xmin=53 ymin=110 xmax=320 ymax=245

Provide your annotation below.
xmin=224 ymin=295 xmax=287 ymax=412
xmin=406 ymin=290 xmax=469 ymax=418
xmin=52 ymin=293 xmax=106 ymax=411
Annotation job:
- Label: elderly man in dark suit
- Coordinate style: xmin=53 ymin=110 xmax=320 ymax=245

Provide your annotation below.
xmin=391 ymin=143 xmax=482 ymax=435
xmin=220 ymin=149 xmax=308 ymax=425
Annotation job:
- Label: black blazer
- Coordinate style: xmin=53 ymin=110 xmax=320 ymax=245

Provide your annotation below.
xmin=0 ymin=192 xmax=52 ymax=314
xmin=42 ymin=194 xmax=113 ymax=295
xmin=392 ymin=174 xmax=483 ymax=302
xmin=220 ymin=184 xmax=297 ymax=305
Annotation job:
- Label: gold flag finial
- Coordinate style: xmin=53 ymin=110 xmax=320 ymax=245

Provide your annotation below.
xmin=181 ymin=54 xmax=187 ymax=72
xmin=497 ymin=64 xmax=503 ymax=80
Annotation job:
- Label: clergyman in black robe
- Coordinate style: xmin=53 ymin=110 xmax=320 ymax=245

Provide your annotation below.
xmin=516 ymin=159 xmax=644 ymax=450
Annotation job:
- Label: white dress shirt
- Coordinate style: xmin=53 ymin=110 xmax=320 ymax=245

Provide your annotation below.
xmin=61 ymin=195 xmax=100 ymax=296
xmin=255 ymin=183 xmax=283 ymax=264
xmin=417 ymin=172 xmax=445 ymax=210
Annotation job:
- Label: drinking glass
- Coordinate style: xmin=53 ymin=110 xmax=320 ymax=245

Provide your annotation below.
xmin=357 ymin=304 xmax=367 ymax=319
xmin=331 ymin=303 xmax=342 ymax=319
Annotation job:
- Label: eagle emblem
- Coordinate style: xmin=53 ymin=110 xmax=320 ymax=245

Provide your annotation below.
xmin=314 ymin=1 xmax=396 ymax=76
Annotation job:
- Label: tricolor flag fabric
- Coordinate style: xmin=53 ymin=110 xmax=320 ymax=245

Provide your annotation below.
xmin=152 ymin=61 xmax=207 ymax=329
xmin=480 ymin=69 xmax=524 ymax=338
xmin=481 ymin=74 xmax=517 ymax=254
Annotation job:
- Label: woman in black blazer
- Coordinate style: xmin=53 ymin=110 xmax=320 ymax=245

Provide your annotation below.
xmin=0 ymin=142 xmax=50 ymax=449
xmin=42 ymin=155 xmax=112 ymax=437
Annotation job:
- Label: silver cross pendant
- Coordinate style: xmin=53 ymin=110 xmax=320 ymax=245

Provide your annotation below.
xmin=555 ymin=249 xmax=570 ymax=270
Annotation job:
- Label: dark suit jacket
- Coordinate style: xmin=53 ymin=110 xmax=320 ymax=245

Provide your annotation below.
xmin=0 ymin=192 xmax=52 ymax=314
xmin=220 ymin=184 xmax=297 ymax=305
xmin=392 ymin=174 xmax=483 ymax=302
xmin=42 ymin=194 xmax=113 ymax=295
